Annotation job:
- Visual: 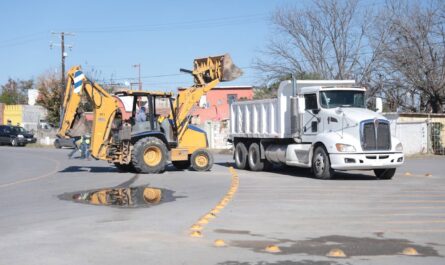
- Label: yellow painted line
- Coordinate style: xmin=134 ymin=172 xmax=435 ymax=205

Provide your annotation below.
xmin=189 ymin=166 xmax=239 ymax=238
xmin=0 ymin=156 xmax=60 ymax=189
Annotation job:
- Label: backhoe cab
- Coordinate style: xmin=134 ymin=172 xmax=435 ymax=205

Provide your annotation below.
xmin=58 ymin=53 xmax=242 ymax=173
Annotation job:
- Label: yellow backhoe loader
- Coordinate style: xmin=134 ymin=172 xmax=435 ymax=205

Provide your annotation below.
xmin=58 ymin=54 xmax=242 ymax=173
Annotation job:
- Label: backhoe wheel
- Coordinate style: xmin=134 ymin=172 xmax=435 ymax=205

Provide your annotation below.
xmin=172 ymin=159 xmax=191 ymax=170
xmin=191 ymin=149 xmax=214 ymax=171
xmin=248 ymin=143 xmax=265 ymax=171
xmin=132 ymin=137 xmax=167 ymax=174
xmin=312 ymin=146 xmax=334 ymax=179
xmin=374 ymin=168 xmax=396 ymax=180
xmin=114 ymin=162 xmax=136 ymax=173
xmin=234 ymin=142 xmax=249 ymax=170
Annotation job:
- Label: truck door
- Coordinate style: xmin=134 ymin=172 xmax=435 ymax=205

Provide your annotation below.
xmin=302 ymin=93 xmax=321 ymax=142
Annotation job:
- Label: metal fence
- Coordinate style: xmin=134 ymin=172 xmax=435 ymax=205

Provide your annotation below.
xmin=430 ymin=122 xmax=445 ymax=155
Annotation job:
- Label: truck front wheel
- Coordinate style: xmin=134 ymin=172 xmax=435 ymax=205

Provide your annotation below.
xmin=374 ymin=168 xmax=396 ymax=180
xmin=312 ymin=146 xmax=334 ymax=179
xmin=234 ymin=142 xmax=249 ymax=170
xmin=132 ymin=137 xmax=167 ymax=174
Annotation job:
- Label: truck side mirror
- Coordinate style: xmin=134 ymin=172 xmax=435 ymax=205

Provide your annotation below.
xmin=297 ymin=97 xmax=305 ymax=114
xmin=375 ymin=98 xmax=383 ymax=113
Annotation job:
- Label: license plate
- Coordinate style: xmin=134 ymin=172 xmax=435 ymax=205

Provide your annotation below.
xmin=27 ymin=138 xmax=32 ymax=141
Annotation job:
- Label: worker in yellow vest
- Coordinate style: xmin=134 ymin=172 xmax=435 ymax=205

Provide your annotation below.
xmin=80 ymin=134 xmax=91 ymax=160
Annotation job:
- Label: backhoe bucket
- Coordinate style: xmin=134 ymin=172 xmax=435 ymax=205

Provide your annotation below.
xmin=220 ymin=53 xmax=243 ymax=82
xmin=67 ymin=114 xmax=91 ymax=137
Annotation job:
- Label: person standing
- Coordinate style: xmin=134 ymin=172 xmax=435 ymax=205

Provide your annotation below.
xmin=68 ymin=136 xmax=82 ymax=159
xmin=80 ymin=134 xmax=91 ymax=160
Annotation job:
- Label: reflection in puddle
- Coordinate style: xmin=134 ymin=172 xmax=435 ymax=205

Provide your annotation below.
xmin=59 ymin=186 xmax=176 ymax=208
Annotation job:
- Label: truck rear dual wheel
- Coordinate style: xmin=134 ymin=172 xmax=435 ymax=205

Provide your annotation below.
xmin=312 ymin=146 xmax=335 ymax=179
xmin=248 ymin=143 xmax=271 ymax=171
xmin=374 ymin=168 xmax=396 ymax=180
xmin=132 ymin=137 xmax=167 ymax=174
xmin=234 ymin=142 xmax=249 ymax=170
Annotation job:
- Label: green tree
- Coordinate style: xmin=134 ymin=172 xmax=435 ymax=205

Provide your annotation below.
xmin=0 ymin=78 xmax=32 ymax=104
xmin=35 ymin=72 xmax=63 ymax=124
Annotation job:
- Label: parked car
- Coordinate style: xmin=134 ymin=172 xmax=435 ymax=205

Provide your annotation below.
xmin=54 ymin=135 xmax=76 ymax=149
xmin=0 ymin=125 xmax=37 ymax=146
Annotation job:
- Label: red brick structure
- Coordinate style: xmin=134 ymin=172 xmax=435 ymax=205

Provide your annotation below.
xmin=178 ymin=86 xmax=253 ymax=124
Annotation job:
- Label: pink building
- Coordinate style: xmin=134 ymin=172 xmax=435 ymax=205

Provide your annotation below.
xmin=178 ymin=86 xmax=253 ymax=124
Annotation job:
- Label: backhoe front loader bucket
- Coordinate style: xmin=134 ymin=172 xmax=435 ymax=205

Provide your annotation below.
xmin=192 ymin=53 xmax=243 ymax=84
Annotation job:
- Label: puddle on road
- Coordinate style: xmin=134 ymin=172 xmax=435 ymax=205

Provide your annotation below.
xmin=59 ymin=186 xmax=177 ymax=208
xmin=230 ymin=235 xmax=440 ymax=257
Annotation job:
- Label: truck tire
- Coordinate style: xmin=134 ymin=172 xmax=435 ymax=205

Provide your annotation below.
xmin=132 ymin=137 xmax=167 ymax=174
xmin=248 ymin=143 xmax=265 ymax=171
xmin=234 ymin=142 xmax=249 ymax=170
xmin=172 ymin=159 xmax=191 ymax=170
xmin=312 ymin=146 xmax=334 ymax=179
xmin=374 ymin=168 xmax=396 ymax=180
xmin=191 ymin=149 xmax=213 ymax=171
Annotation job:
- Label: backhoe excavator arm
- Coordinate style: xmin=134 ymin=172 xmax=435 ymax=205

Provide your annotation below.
xmin=58 ymin=66 xmax=119 ymax=159
xmin=171 ymin=54 xmax=242 ymax=141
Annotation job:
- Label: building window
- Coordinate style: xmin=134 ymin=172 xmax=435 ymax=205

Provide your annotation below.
xmin=227 ymin=94 xmax=237 ymax=105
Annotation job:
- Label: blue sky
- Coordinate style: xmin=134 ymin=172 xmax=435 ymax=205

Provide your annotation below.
xmin=1 ymin=0 xmax=391 ymax=91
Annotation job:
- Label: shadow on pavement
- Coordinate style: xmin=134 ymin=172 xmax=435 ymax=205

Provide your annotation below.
xmin=215 ymin=162 xmax=377 ymax=181
xmin=59 ymin=166 xmax=118 ymax=173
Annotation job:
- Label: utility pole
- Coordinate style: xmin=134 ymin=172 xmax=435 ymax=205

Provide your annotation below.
xmin=133 ymin=64 xmax=142 ymax=90
xmin=50 ymin=32 xmax=74 ymax=94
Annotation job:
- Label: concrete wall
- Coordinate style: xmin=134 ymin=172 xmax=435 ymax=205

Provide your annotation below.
xmin=201 ymin=120 xmax=231 ymax=149
xmin=385 ymin=113 xmax=445 ymax=155
xmin=2 ymin=105 xmax=47 ymax=131
xmin=22 ymin=105 xmax=47 ymax=131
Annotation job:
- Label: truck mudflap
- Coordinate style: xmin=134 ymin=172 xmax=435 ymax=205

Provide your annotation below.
xmin=329 ymin=152 xmax=404 ymax=170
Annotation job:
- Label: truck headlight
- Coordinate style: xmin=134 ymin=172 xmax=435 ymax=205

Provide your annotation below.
xmin=17 ymin=134 xmax=24 ymax=138
xmin=335 ymin=143 xmax=356 ymax=152
xmin=395 ymin=142 xmax=403 ymax=152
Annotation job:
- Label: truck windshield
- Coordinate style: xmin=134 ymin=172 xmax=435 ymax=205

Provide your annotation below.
xmin=320 ymin=90 xmax=365 ymax=108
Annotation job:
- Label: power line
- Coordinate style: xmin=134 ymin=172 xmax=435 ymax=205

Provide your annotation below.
xmin=65 ymin=13 xmax=268 ymax=33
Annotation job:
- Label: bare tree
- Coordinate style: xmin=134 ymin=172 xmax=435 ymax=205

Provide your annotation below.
xmin=255 ymin=0 xmax=382 ymax=95
xmin=375 ymin=0 xmax=445 ymax=113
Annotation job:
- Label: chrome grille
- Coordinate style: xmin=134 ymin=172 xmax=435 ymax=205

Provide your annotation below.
xmin=361 ymin=119 xmax=391 ymax=151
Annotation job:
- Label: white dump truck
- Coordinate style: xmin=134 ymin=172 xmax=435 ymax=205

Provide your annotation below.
xmin=229 ymin=80 xmax=404 ymax=179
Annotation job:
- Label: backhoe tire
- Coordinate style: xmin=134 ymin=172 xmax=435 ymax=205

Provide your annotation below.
xmin=172 ymin=159 xmax=191 ymax=170
xmin=312 ymin=146 xmax=335 ymax=179
xmin=248 ymin=143 xmax=265 ymax=171
xmin=114 ymin=162 xmax=136 ymax=173
xmin=234 ymin=142 xmax=249 ymax=170
xmin=191 ymin=149 xmax=213 ymax=171
xmin=374 ymin=168 xmax=396 ymax=180
xmin=132 ymin=137 xmax=167 ymax=174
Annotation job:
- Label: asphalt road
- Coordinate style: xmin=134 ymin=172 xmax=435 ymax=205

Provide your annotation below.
xmin=1 ymin=146 xmax=445 ymax=265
